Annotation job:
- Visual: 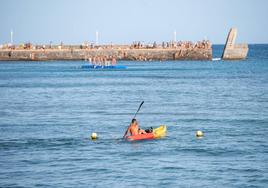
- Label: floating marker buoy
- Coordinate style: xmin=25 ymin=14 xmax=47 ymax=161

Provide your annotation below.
xmin=91 ymin=132 xmax=97 ymax=140
xmin=196 ymin=130 xmax=203 ymax=137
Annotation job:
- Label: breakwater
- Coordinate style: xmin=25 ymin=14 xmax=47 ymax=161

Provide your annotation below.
xmin=222 ymin=28 xmax=248 ymax=60
xmin=0 ymin=41 xmax=212 ymax=61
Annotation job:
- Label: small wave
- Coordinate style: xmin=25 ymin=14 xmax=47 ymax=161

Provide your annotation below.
xmin=212 ymin=58 xmax=221 ymax=61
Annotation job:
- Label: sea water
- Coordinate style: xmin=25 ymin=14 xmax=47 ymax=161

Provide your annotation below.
xmin=0 ymin=45 xmax=267 ymax=187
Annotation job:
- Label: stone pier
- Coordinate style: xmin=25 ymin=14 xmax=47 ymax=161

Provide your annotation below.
xmin=0 ymin=42 xmax=212 ymax=61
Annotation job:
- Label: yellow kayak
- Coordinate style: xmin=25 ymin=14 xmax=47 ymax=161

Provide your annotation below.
xmin=153 ymin=125 xmax=167 ymax=138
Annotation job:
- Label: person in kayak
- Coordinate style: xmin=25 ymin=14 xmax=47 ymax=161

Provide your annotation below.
xmin=123 ymin=119 xmax=146 ymax=138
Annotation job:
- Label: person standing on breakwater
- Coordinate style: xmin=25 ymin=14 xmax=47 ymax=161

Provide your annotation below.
xmin=112 ymin=56 xmax=116 ymax=65
xmin=92 ymin=57 xmax=96 ymax=65
xmin=104 ymin=56 xmax=110 ymax=66
xmin=100 ymin=56 xmax=104 ymax=66
xmin=88 ymin=56 xmax=92 ymax=64
xmin=96 ymin=56 xmax=101 ymax=65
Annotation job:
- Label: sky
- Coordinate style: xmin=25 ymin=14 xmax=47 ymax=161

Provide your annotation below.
xmin=0 ymin=0 xmax=268 ymax=44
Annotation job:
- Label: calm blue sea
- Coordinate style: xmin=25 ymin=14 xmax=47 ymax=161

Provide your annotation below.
xmin=0 ymin=45 xmax=267 ymax=187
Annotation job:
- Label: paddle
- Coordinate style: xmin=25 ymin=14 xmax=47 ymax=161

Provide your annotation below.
xmin=123 ymin=101 xmax=144 ymax=138
xmin=133 ymin=101 xmax=144 ymax=119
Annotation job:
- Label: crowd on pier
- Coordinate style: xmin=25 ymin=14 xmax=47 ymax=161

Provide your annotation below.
xmin=131 ymin=40 xmax=211 ymax=50
xmin=0 ymin=40 xmax=211 ymax=51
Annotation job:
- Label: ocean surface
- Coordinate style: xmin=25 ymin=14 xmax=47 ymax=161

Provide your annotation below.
xmin=0 ymin=45 xmax=267 ymax=187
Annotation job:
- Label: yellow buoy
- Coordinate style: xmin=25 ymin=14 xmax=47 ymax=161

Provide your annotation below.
xmin=91 ymin=132 xmax=97 ymax=140
xmin=196 ymin=130 xmax=203 ymax=137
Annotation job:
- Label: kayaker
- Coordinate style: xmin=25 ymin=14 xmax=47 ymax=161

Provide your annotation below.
xmin=123 ymin=119 xmax=146 ymax=138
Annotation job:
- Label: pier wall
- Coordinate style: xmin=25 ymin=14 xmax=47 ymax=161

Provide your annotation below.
xmin=0 ymin=47 xmax=212 ymax=61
